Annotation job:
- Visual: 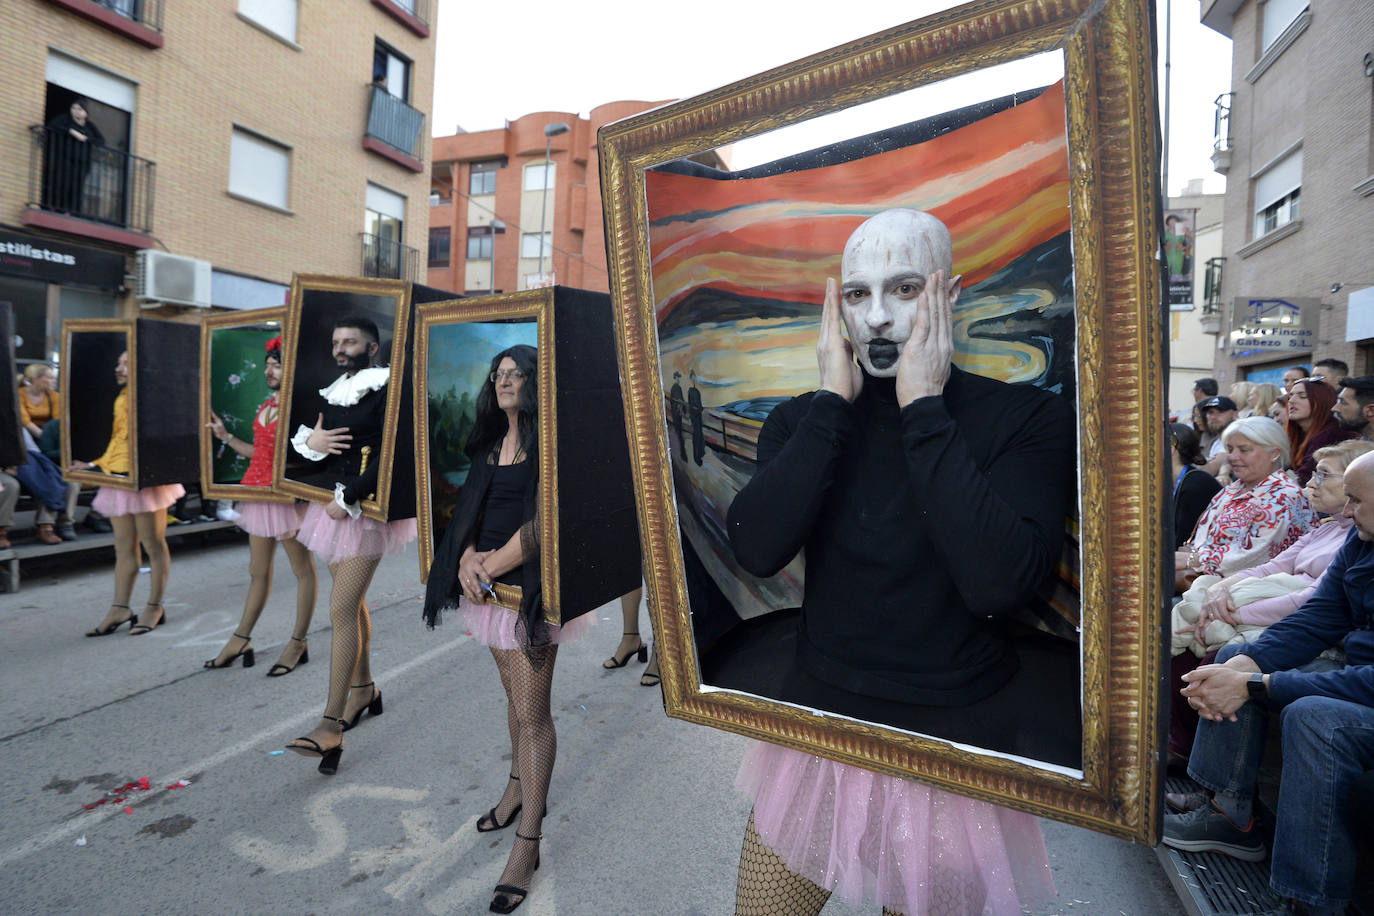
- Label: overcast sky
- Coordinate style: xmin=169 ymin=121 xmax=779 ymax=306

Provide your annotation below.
xmin=431 ymin=0 xmax=1232 ymax=198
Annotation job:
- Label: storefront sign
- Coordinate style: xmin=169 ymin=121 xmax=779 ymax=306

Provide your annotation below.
xmin=1227 ymin=296 xmax=1320 ymax=363
xmin=0 ymin=228 xmax=126 ymax=289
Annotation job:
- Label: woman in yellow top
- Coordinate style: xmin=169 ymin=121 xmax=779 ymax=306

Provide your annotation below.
xmin=68 ymin=350 xmax=184 ymax=636
xmin=20 ymin=363 xmax=60 ymax=439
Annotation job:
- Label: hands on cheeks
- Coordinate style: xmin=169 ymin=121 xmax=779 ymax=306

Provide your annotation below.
xmin=895 ymin=269 xmax=960 ymax=407
xmin=306 ymin=413 xmax=351 ymax=455
xmin=817 ymin=277 xmax=861 ymax=403
xmin=458 ymin=547 xmax=494 ymax=603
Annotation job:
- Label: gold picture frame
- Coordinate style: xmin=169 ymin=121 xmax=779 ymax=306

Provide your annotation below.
xmin=62 ymin=318 xmax=139 ymax=491
xmin=273 ymin=275 xmax=415 ymax=522
xmin=199 ymin=307 xmax=293 ymax=503
xmin=598 ymin=0 xmax=1164 ymax=843
xmin=413 ymin=290 xmax=560 ymax=627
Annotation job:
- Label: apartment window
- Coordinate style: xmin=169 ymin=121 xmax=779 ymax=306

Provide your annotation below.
xmin=1253 ymin=147 xmax=1302 ymax=238
xmin=1261 ymin=0 xmax=1308 ymax=52
xmin=239 ymin=0 xmax=298 ymax=43
xmin=428 ymin=227 xmax=451 ymax=267
xmin=373 ymin=40 xmax=411 ymax=102
xmin=470 ymin=161 xmax=500 ymax=196
xmin=520 ymin=232 xmax=551 ymax=259
xmin=467 ymin=227 xmax=493 ymax=260
xmin=523 ymin=162 xmax=554 ymax=192
xmin=229 ymin=127 xmax=291 ymax=210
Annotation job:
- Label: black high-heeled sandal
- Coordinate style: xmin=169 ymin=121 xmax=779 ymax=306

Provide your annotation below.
xmin=266 ymin=637 xmax=309 ymax=677
xmin=489 ymin=832 xmax=541 ymax=914
xmin=204 ymin=633 xmax=255 ymax=669
xmin=475 ymin=776 xmax=548 ymax=833
xmin=640 ymin=647 xmax=661 ymax=687
xmin=128 ymin=604 xmax=167 ymax=636
xmin=285 ymin=715 xmax=344 ymax=775
xmin=85 ymin=604 xmax=135 ymax=637
xmin=341 ymin=682 xmax=383 ymax=730
xmin=603 ymin=632 xmax=648 ymax=669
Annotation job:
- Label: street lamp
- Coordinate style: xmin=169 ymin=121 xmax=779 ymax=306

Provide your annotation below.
xmin=489 ymin=218 xmax=505 ymax=294
xmin=537 ymin=121 xmax=569 ymax=282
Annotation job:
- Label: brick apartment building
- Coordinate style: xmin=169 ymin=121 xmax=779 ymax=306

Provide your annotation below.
xmin=1200 ymin=0 xmax=1374 ymax=388
xmin=427 ymin=103 xmax=729 ymax=296
xmin=0 ymin=0 xmax=436 ymax=367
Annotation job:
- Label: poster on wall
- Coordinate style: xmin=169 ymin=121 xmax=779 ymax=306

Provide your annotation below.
xmin=1164 ymin=208 xmax=1196 ymax=309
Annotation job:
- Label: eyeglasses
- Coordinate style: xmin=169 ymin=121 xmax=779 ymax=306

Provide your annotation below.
xmin=1311 ymin=470 xmax=1345 ymax=486
xmin=490 ymin=369 xmax=526 ymax=383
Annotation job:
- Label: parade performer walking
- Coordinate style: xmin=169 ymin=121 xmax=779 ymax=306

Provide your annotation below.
xmin=204 ymin=335 xmax=317 ymax=674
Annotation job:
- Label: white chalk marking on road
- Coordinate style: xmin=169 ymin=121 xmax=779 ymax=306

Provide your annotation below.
xmin=0 ymin=632 xmax=470 ymax=868
xmin=169 ymin=613 xmax=240 ymax=648
xmin=378 ymin=812 xmax=483 ymax=900
xmin=229 ymin=784 xmax=429 ymax=874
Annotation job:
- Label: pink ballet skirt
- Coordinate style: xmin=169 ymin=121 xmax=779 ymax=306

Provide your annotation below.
xmin=295 ymin=502 xmax=416 ymax=563
xmin=92 ymin=484 xmax=185 ymax=518
xmin=235 ymin=500 xmax=305 ymax=540
xmin=459 ymin=595 xmax=594 ymax=650
xmin=738 ymin=743 xmax=1055 ymax=916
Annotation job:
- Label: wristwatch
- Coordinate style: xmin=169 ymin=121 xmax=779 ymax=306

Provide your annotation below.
xmin=1246 ymin=672 xmax=1268 ymax=704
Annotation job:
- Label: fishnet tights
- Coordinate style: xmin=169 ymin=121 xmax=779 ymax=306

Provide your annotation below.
xmin=489 ymin=644 xmax=558 ymax=906
xmin=318 ymin=555 xmax=380 ymax=727
xmin=210 ymin=535 xmax=316 ymax=666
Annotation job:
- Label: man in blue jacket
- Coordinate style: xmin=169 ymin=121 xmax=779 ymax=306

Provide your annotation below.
xmin=1163 ymin=451 xmax=1374 ymax=916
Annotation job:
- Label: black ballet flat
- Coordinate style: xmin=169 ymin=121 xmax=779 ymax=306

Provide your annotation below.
xmin=204 ymin=633 xmax=255 ymax=669
xmin=85 ymin=605 xmax=134 ymax=637
xmin=341 ymin=682 xmax=383 ymax=730
xmin=489 ymin=833 xmax=541 ymax=914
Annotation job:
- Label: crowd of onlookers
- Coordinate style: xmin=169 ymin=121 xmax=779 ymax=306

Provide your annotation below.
xmin=1165 ymin=360 xmax=1374 ymax=915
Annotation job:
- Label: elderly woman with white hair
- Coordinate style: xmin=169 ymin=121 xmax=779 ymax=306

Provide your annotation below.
xmin=1175 ymin=415 xmax=1315 ymax=594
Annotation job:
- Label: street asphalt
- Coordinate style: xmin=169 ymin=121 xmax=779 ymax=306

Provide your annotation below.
xmin=0 ymin=534 xmax=1183 ymax=914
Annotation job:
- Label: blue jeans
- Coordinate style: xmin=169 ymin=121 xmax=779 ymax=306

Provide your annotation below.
xmin=1187 ymin=644 xmax=1374 ymax=907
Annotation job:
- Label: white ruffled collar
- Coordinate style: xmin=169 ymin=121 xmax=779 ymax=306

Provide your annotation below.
xmin=319 ymin=367 xmax=390 ymax=406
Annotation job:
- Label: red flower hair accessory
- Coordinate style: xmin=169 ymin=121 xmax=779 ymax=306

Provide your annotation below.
xmin=265 ymin=334 xmax=283 ymax=352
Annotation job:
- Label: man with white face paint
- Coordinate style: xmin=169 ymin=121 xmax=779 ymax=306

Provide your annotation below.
xmin=727 ymin=209 xmax=1078 ymax=914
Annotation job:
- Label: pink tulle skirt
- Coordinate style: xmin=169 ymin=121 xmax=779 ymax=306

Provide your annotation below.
xmin=295 ymin=502 xmax=416 ymax=563
xmin=738 ymin=743 xmax=1055 ymax=915
xmin=92 ymin=484 xmax=185 ymax=518
xmin=459 ymin=595 xmax=594 ymax=650
xmin=235 ymin=500 xmax=305 ymax=540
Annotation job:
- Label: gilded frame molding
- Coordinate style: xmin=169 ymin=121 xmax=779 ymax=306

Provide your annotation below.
xmin=61 ymin=318 xmax=139 ymax=491
xmin=598 ymin=0 xmax=1165 ymax=842
xmin=413 ymin=290 xmax=560 ymax=628
xmin=273 ymin=275 xmax=413 ymax=522
xmin=199 ymin=306 xmax=293 ymax=503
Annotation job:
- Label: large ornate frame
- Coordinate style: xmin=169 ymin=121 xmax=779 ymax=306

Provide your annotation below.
xmin=62 ymin=318 xmax=138 ymax=491
xmin=273 ymin=275 xmax=414 ymax=522
xmin=413 ymin=290 xmax=560 ymax=627
xmin=199 ymin=307 xmax=293 ymax=503
xmin=598 ymin=0 xmax=1166 ymax=842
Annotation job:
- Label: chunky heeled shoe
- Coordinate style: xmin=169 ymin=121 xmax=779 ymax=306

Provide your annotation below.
xmin=286 ymin=716 xmax=344 ymax=775
xmin=640 ymin=647 xmax=661 ymax=687
xmin=603 ymin=632 xmax=648 ymax=669
xmin=128 ymin=604 xmax=167 ymax=636
xmin=489 ymin=832 xmax=541 ymax=914
xmin=266 ymin=637 xmax=309 ymax=677
xmin=476 ymin=776 xmax=548 ymax=833
xmin=85 ymin=605 xmax=135 ymax=637
xmin=204 ymin=633 xmax=255 ymax=669
xmin=341 ymin=682 xmax=383 ymax=731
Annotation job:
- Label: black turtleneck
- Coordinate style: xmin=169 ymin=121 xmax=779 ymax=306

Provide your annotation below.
xmin=726 ymin=366 xmax=1077 ymax=706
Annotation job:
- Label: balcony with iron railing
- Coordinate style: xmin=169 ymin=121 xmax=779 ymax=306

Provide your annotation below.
xmin=1211 ymin=92 xmax=1234 ymax=174
xmin=23 ymin=124 xmax=156 ymax=248
xmin=361 ymin=232 xmax=419 ymax=281
xmin=363 ymin=84 xmax=426 ymax=172
xmin=42 ymin=0 xmax=164 ymax=47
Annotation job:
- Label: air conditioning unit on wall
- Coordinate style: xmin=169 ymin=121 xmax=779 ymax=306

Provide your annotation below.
xmin=135 ymin=250 xmax=212 ymax=308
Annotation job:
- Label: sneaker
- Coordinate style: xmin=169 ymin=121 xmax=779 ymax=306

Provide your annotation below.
xmin=216 ymin=504 xmax=241 ymax=523
xmin=84 ymin=514 xmax=112 ymax=534
xmin=56 ymin=523 xmax=77 ymax=541
xmin=1165 ymin=790 xmax=1210 ymax=813
xmin=1162 ymin=802 xmax=1267 ymax=861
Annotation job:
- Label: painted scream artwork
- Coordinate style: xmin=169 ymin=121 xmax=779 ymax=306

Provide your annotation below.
xmin=647 ymin=80 xmax=1077 ymax=626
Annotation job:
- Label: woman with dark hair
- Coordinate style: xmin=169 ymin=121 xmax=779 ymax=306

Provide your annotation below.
xmin=42 ymin=99 xmax=104 ymax=215
xmin=424 ymin=344 xmax=590 ymax=914
xmin=204 ymin=336 xmax=317 ymax=674
xmin=1171 ymin=422 xmax=1221 ymax=548
xmin=70 ymin=350 xmax=183 ymax=636
xmin=1284 ymin=378 xmax=1356 ymax=485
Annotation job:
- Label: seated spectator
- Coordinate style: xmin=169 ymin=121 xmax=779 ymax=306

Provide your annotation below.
xmin=19 ymin=363 xmax=59 ymax=439
xmin=1171 ymin=422 xmax=1221 ymax=549
xmin=1198 ymin=396 xmax=1239 ymax=477
xmin=1162 ymin=450 xmax=1374 ymax=916
xmin=1285 ymin=378 xmax=1357 ymax=486
xmin=1244 ymin=381 xmax=1281 ymax=420
xmin=13 ymin=427 xmax=80 ymax=542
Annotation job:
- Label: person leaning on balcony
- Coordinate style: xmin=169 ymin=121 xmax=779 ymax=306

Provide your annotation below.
xmin=42 ymin=99 xmax=104 ymax=215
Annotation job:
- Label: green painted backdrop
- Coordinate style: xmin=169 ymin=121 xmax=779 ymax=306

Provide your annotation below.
xmin=208 ymin=326 xmax=277 ymax=485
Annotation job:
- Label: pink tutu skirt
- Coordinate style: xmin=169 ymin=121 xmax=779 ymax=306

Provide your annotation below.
xmin=235 ymin=500 xmax=305 ymax=540
xmin=296 ymin=502 xmax=416 ymax=563
xmin=460 ymin=595 xmax=594 ymax=650
xmin=92 ymin=484 xmax=185 ymax=518
xmin=738 ymin=743 xmax=1055 ymax=915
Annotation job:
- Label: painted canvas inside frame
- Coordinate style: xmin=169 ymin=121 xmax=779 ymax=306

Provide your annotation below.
xmin=599 ymin=0 xmax=1164 ymax=843
xmin=62 ymin=321 xmax=135 ymax=490
xmin=200 ymin=308 xmax=292 ymax=502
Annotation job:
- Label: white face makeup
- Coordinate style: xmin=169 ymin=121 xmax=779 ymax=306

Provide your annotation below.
xmin=839 ymin=209 xmax=954 ymax=378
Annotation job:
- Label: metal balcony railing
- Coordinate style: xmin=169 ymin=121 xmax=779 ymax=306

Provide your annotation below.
xmin=1213 ymin=93 xmax=1233 ymax=153
xmin=384 ymin=0 xmax=428 ymax=25
xmin=92 ymin=0 xmax=163 ymax=31
xmin=365 ymin=84 xmax=426 ymax=159
xmin=27 ymin=124 xmax=156 ymax=233
xmin=1203 ymin=257 xmax=1226 ymax=314
xmin=361 ymin=232 xmax=419 ymax=281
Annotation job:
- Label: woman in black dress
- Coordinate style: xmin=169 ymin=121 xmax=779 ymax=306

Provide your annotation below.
xmin=43 ymin=99 xmax=104 ymax=215
xmin=1170 ymin=422 xmax=1221 ymax=548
